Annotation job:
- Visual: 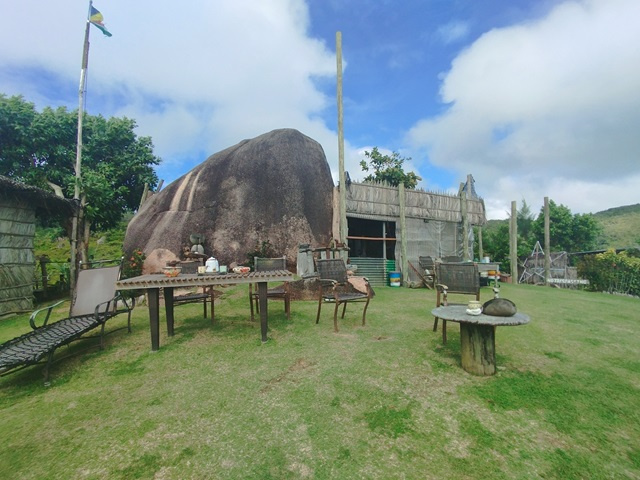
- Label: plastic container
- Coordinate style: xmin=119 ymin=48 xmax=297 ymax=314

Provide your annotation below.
xmin=389 ymin=271 xmax=401 ymax=287
xmin=205 ymin=257 xmax=219 ymax=273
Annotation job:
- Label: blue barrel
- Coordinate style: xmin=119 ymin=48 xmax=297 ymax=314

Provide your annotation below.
xmin=389 ymin=271 xmax=401 ymax=287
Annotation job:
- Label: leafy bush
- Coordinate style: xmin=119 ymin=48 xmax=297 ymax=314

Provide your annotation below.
xmin=122 ymin=248 xmax=146 ymax=279
xmin=578 ymin=249 xmax=640 ymax=296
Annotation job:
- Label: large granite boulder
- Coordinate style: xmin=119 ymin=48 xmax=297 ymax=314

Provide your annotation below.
xmin=124 ymin=128 xmax=334 ymax=272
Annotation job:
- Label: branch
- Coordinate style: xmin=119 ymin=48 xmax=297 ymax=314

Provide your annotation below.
xmin=46 ymin=180 xmax=65 ymax=198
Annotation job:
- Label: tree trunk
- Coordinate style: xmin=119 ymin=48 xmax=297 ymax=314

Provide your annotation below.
xmin=80 ymin=219 xmax=91 ymax=266
xmin=459 ymin=323 xmax=496 ymax=375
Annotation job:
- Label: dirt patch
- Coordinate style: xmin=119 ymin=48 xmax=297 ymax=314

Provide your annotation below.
xmin=261 ymin=358 xmax=317 ymax=393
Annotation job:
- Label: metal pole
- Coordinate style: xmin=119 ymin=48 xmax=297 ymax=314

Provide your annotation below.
xmin=70 ymin=1 xmax=92 ymax=305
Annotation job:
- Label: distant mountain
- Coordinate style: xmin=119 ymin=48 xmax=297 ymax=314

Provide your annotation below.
xmin=593 ymin=204 xmax=640 ymax=249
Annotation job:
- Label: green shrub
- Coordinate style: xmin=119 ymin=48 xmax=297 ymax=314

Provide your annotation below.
xmin=122 ymin=248 xmax=145 ymax=279
xmin=578 ymin=249 xmax=640 ymax=296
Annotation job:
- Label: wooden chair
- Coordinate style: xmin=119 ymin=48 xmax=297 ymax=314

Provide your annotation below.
xmin=315 ymin=258 xmax=373 ymax=332
xmin=174 ymin=260 xmax=213 ymax=320
xmin=433 ymin=262 xmax=480 ymax=343
xmin=249 ymin=256 xmax=291 ymax=321
xmin=418 ymin=256 xmax=435 ymax=288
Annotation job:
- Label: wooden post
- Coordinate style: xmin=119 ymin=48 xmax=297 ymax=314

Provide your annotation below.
xmin=382 ymin=221 xmax=387 ymax=260
xmin=460 ymin=189 xmax=470 ymax=260
xmin=336 ymin=32 xmax=347 ymax=244
xmin=510 ymin=201 xmax=518 ymax=283
xmin=399 ymin=183 xmax=408 ymax=286
xmin=460 ymin=324 xmax=496 ymax=375
xmin=139 ymin=183 xmax=149 ymax=209
xmin=544 ymin=196 xmax=551 ymax=285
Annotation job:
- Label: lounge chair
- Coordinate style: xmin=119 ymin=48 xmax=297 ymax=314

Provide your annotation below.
xmin=0 ymin=262 xmax=133 ymax=384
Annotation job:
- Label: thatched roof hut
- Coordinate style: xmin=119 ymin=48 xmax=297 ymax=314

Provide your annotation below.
xmin=0 ymin=176 xmax=75 ymax=317
xmin=335 ymin=175 xmax=486 ymax=285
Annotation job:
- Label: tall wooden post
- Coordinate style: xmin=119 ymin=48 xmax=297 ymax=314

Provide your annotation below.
xmin=336 ymin=32 xmax=347 ymax=244
xmin=399 ymin=183 xmax=408 ymax=286
xmin=544 ymin=196 xmax=551 ymax=285
xmin=510 ymin=201 xmax=518 ymax=283
xmin=460 ymin=188 xmax=470 ymax=260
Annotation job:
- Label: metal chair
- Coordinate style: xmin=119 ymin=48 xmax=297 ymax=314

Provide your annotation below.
xmin=0 ymin=260 xmax=133 ymax=384
xmin=315 ymin=258 xmax=373 ymax=332
xmin=249 ymin=256 xmax=291 ymax=321
xmin=174 ymin=259 xmax=213 ymax=320
xmin=433 ymin=262 xmax=480 ymax=343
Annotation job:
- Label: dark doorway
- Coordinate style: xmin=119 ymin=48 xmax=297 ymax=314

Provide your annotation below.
xmin=347 ymin=217 xmax=396 ymax=259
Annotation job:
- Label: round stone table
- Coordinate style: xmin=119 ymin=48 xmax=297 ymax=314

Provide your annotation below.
xmin=431 ymin=305 xmax=530 ymax=375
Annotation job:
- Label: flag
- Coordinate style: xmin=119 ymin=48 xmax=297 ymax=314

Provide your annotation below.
xmin=89 ymin=5 xmax=112 ymax=37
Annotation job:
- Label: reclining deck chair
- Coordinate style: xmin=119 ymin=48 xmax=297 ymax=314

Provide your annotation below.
xmin=0 ymin=262 xmax=133 ymax=384
xmin=433 ymin=261 xmax=480 ymax=343
xmin=316 ymin=258 xmax=373 ymax=332
xmin=249 ymin=256 xmax=291 ymax=321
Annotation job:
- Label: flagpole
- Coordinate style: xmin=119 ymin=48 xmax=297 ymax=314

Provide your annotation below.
xmin=336 ymin=32 xmax=347 ymax=245
xmin=70 ymin=0 xmax=92 ymax=302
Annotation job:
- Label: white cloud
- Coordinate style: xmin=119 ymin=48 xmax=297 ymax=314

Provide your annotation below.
xmin=407 ymin=0 xmax=640 ymax=216
xmin=0 ymin=0 xmax=339 ymax=177
xmin=436 ymin=20 xmax=470 ymax=45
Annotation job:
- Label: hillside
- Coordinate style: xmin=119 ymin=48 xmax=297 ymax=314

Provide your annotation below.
xmin=593 ymin=203 xmax=640 ymax=249
xmin=481 ymin=204 xmax=640 ymax=251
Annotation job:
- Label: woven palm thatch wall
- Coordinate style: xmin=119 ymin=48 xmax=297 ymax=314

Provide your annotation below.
xmin=0 ymin=176 xmax=75 ymax=317
xmin=0 ymin=198 xmax=36 ymax=315
xmin=345 ymin=181 xmax=486 ymax=225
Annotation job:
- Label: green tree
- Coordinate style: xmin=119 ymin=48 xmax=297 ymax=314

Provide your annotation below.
xmin=0 ymin=94 xmax=37 ymax=177
xmin=0 ymin=93 xmax=160 ymax=260
xmin=480 ymin=220 xmax=531 ymax=274
xmin=481 ymin=222 xmax=510 ymax=270
xmin=359 ymin=147 xmax=421 ymax=189
xmin=517 ymin=199 xmax=535 ymax=240
xmin=531 ymin=200 xmax=601 ymax=252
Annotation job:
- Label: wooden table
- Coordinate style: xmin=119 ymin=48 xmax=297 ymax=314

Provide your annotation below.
xmin=116 ymin=270 xmax=294 ymax=350
xmin=431 ymin=305 xmax=530 ymax=375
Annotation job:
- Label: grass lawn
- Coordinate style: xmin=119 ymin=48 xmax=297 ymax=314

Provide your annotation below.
xmin=1 ymin=283 xmax=639 ymax=479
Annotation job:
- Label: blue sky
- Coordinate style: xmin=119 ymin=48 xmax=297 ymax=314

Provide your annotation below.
xmin=1 ymin=0 xmax=639 ymax=219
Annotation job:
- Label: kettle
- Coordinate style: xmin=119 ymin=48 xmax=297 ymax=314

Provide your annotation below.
xmin=205 ymin=257 xmax=219 ymax=273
